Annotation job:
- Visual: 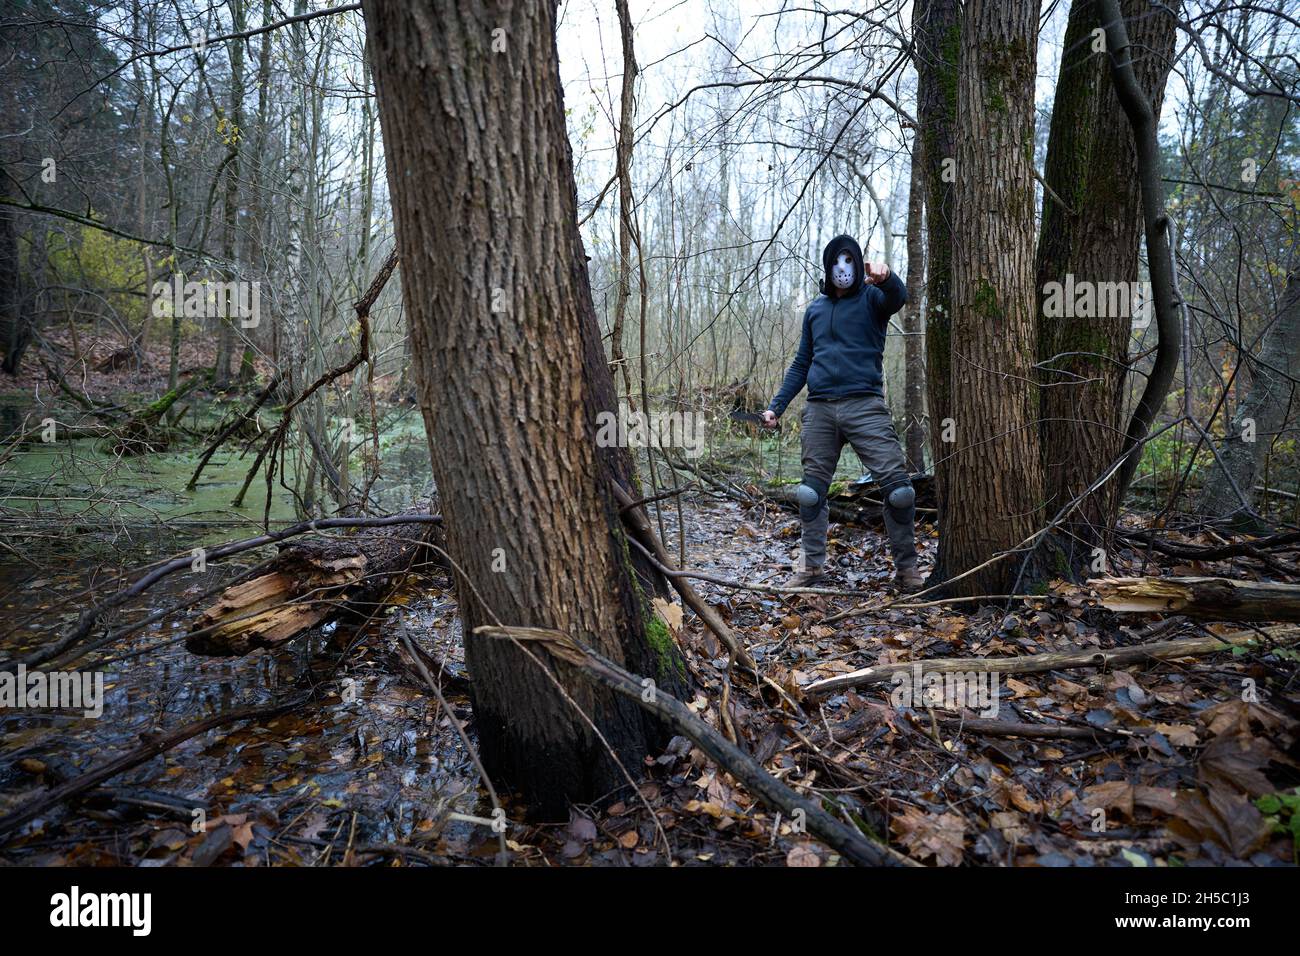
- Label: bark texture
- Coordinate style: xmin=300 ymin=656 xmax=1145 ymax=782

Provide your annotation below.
xmin=903 ymin=134 xmax=927 ymax=472
xmin=1036 ymin=0 xmax=1180 ymax=560
xmin=363 ymin=0 xmax=684 ymax=817
xmin=912 ymin=0 xmax=960 ymax=578
xmin=945 ymin=0 xmax=1045 ymax=596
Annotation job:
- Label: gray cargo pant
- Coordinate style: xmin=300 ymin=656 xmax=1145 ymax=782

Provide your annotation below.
xmin=798 ymin=394 xmax=918 ymax=572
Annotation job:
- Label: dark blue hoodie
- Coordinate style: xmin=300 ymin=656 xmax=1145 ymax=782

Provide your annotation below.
xmin=767 ymin=234 xmax=907 ymax=416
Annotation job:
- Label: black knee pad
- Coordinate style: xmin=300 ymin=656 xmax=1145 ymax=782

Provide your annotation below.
xmin=881 ymin=479 xmax=915 ymax=524
xmin=795 ymin=474 xmax=829 ymax=523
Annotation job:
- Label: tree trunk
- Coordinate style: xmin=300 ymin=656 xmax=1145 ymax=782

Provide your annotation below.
xmin=610 ymin=0 xmax=636 ymax=399
xmin=363 ymin=0 xmax=686 ymax=818
xmin=239 ymin=0 xmax=274 ymax=388
xmin=1101 ymin=0 xmax=1183 ymax=500
xmin=214 ymin=0 xmax=246 ymax=389
xmin=1036 ymin=0 xmax=1180 ymax=568
xmin=0 ymin=200 xmax=25 ymax=376
xmin=1197 ymin=266 xmax=1300 ymax=519
xmin=912 ymin=0 xmax=960 ymax=578
xmin=945 ymin=0 xmax=1045 ymax=596
xmin=903 ymin=134 xmax=927 ymax=472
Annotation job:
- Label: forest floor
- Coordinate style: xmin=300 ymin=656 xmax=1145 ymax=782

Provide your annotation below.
xmin=1 ymin=479 xmax=1297 ymax=866
xmin=1 ymin=324 xmax=1297 ymax=865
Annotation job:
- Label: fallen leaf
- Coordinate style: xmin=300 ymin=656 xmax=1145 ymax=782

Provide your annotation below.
xmin=651 ymin=598 xmax=683 ymax=635
xmin=1154 ymin=723 xmax=1199 ymax=747
xmin=892 ymin=806 xmax=966 ymax=866
xmin=1083 ymin=780 xmax=1135 ymax=818
xmin=786 ymin=843 xmax=822 ymax=867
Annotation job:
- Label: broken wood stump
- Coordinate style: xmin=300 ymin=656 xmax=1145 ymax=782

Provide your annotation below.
xmin=187 ymin=511 xmax=446 ymax=656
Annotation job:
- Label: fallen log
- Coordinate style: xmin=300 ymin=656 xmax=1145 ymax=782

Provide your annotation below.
xmin=804 ymin=624 xmax=1300 ymax=697
xmin=671 ymin=459 xmax=935 ymax=528
xmin=187 ymin=509 xmax=446 ymax=656
xmin=1089 ymin=575 xmax=1300 ymax=623
xmin=111 ymin=372 xmax=206 ymax=454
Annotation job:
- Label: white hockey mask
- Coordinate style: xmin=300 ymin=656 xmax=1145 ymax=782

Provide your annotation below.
xmin=831 ymin=251 xmax=855 ymax=290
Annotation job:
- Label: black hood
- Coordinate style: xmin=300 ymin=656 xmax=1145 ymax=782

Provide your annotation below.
xmin=820 ymin=233 xmax=864 ymax=296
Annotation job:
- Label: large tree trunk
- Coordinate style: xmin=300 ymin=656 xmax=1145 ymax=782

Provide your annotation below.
xmin=912 ymin=0 xmax=960 ymax=579
xmin=1036 ymin=0 xmax=1180 ymax=567
xmin=902 ymin=135 xmax=927 ymax=473
xmin=944 ymin=0 xmax=1045 ymax=596
xmin=1197 ymin=266 xmax=1300 ymax=518
xmin=363 ymin=0 xmax=686 ymax=818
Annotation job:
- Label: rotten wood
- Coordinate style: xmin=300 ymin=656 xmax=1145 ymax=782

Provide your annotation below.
xmin=1089 ymin=575 xmax=1300 ymax=623
xmin=4 ymin=513 xmax=445 ymax=671
xmin=187 ymin=507 xmax=446 ymax=655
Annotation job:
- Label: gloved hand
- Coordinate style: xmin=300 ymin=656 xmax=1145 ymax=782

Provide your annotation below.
xmin=761 ymin=410 xmax=778 ymax=430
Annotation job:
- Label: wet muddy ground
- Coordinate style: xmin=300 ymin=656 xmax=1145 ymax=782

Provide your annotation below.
xmin=1 ymin=408 xmax=1297 ymax=866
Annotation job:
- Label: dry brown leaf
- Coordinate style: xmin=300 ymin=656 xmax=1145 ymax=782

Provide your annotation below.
xmin=1154 ymin=723 xmax=1199 ymax=747
xmin=1134 ymin=786 xmax=1178 ymax=814
xmin=786 ymin=843 xmax=822 ymax=867
xmin=1168 ymin=786 xmax=1271 ymax=857
xmin=1083 ymin=780 xmax=1135 ymax=818
xmin=892 ymin=806 xmax=966 ymax=866
xmin=990 ymin=811 xmax=1028 ymax=842
xmin=1049 ymin=677 xmax=1087 ymax=700
xmin=651 ymin=598 xmax=684 ymax=635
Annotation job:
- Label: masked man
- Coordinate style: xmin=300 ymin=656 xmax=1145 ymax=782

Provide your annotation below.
xmin=761 ymin=234 xmax=922 ymax=591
